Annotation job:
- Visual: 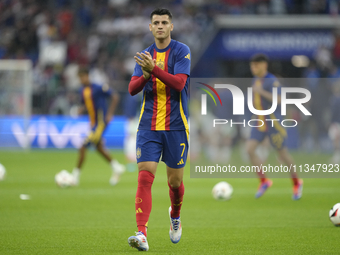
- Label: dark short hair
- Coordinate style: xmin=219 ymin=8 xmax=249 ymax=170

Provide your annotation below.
xmin=250 ymin=53 xmax=269 ymax=63
xmin=150 ymin=8 xmax=172 ymax=20
xmin=78 ymin=66 xmax=89 ymax=75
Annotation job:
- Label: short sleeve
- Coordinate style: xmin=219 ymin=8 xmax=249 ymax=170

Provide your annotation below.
xmin=272 ymin=79 xmax=281 ymax=95
xmin=264 ymin=78 xmax=280 ymax=94
xmin=174 ymin=44 xmax=191 ymax=76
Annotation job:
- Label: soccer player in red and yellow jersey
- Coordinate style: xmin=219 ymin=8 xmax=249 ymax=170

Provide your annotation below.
xmin=71 ymin=67 xmax=125 ymax=186
xmin=127 ymin=8 xmax=190 ymax=251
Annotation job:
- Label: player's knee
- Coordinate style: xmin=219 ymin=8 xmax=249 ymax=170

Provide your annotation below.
xmin=277 ymin=148 xmax=292 ymax=163
xmin=95 ymin=143 xmax=102 ymax=151
xmin=277 ymin=149 xmax=284 ymax=160
xmin=80 ymin=145 xmax=86 ymax=152
xmin=246 ymin=144 xmax=256 ymax=157
xmin=168 ymin=175 xmax=182 ymax=189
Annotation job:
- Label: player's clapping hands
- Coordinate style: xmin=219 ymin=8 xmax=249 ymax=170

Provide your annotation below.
xmin=134 ymin=52 xmax=156 ymax=79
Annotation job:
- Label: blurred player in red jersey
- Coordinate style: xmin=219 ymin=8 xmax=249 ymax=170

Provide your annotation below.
xmin=127 ymin=8 xmax=191 ymax=251
xmin=246 ymin=54 xmax=303 ymax=200
xmin=72 ymin=67 xmax=125 ymax=186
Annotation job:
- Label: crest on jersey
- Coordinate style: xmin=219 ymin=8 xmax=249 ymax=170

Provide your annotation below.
xmin=136 ymin=147 xmax=141 ymax=159
xmin=156 ymin=59 xmax=165 ymax=70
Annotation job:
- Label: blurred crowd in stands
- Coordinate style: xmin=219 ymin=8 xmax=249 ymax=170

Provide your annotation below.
xmin=1 ymin=0 xmax=340 ymax=118
xmin=0 ymin=0 xmax=216 ymax=115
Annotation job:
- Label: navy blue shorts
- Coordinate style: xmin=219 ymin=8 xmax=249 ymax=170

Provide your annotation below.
xmin=136 ymin=130 xmax=189 ymax=168
xmin=250 ymin=126 xmax=287 ymax=150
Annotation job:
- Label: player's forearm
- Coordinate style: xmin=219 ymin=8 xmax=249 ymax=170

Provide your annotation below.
xmin=129 ymin=76 xmax=149 ymax=96
xmin=107 ymin=94 xmax=119 ymax=117
xmin=151 ymin=66 xmax=187 ymax=92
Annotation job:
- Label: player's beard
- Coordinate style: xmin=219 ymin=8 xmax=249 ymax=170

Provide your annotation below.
xmin=154 ymin=31 xmax=169 ymax=41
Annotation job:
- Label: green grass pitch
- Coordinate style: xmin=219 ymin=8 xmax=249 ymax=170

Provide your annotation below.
xmin=0 ymin=150 xmax=339 ymax=254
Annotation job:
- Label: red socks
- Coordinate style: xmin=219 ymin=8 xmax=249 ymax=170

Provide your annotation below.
xmin=292 ymin=178 xmax=299 ymax=186
xmin=256 ymin=165 xmax=267 ymax=182
xmin=136 ymin=170 xmax=155 ymax=236
xmin=135 ymin=170 xmax=185 ymax=235
xmin=260 ymin=177 xmax=267 ymax=183
xmin=168 ymin=181 xmax=185 ymax=218
xmin=260 ymin=175 xmax=299 ymax=185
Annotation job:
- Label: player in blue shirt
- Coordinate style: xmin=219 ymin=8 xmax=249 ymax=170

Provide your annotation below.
xmin=127 ymin=8 xmax=190 ymax=251
xmin=71 ymin=67 xmax=125 ymax=186
xmin=246 ymin=54 xmax=303 ymax=200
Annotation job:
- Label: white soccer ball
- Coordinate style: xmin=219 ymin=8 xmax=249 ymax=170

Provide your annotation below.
xmin=55 ymin=170 xmax=75 ymax=188
xmin=329 ymin=203 xmax=340 ymax=227
xmin=0 ymin=163 xmax=6 ymax=181
xmin=212 ymin=181 xmax=233 ymax=201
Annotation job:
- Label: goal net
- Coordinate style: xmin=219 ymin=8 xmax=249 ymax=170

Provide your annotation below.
xmin=0 ymin=60 xmax=33 ymax=149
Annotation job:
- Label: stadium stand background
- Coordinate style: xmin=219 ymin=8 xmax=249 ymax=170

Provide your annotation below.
xmin=1 ymin=0 xmax=340 ymax=151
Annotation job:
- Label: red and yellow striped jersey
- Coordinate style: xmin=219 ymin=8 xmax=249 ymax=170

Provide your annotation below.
xmin=81 ymin=83 xmax=112 ymax=128
xmin=132 ymin=40 xmax=190 ymax=131
xmin=252 ymin=72 xmax=285 ymax=135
